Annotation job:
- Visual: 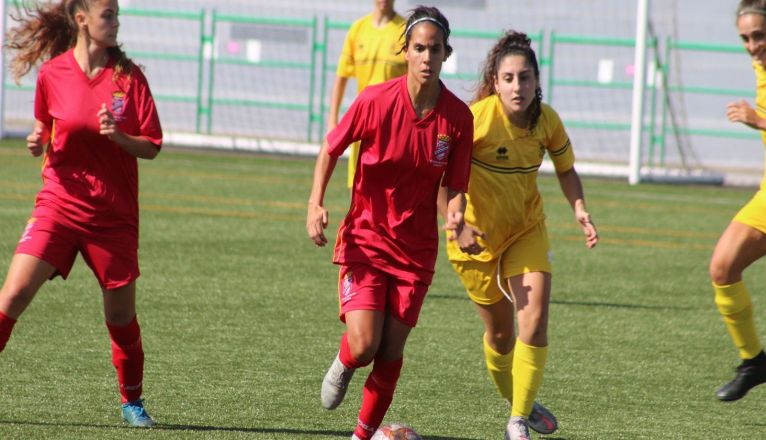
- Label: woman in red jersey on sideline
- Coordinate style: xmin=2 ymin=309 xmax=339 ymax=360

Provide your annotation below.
xmin=306 ymin=6 xmax=479 ymax=440
xmin=0 ymin=0 xmax=162 ymax=427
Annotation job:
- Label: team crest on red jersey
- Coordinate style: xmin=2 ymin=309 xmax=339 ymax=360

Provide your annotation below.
xmin=431 ymin=134 xmax=451 ymax=166
xmin=111 ymin=92 xmax=126 ymax=122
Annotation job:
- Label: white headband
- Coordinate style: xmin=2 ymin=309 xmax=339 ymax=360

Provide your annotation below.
xmin=739 ymin=7 xmax=766 ymax=16
xmin=405 ymin=17 xmax=448 ymax=38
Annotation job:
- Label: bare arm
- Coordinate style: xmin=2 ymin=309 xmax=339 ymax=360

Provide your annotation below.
xmin=328 ymin=76 xmax=350 ymax=132
xmin=98 ymin=103 xmax=159 ymax=159
xmin=306 ymin=140 xmax=339 ymax=246
xmin=726 ymin=99 xmax=766 ymax=131
xmin=557 ymin=167 xmax=598 ymax=248
xmin=437 ymin=185 xmax=449 ymax=219
xmin=441 ymin=187 xmax=485 ymax=255
xmin=26 ymin=119 xmax=51 ymax=157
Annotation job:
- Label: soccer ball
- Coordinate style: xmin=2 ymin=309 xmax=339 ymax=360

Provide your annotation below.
xmin=371 ymin=423 xmax=422 ymax=440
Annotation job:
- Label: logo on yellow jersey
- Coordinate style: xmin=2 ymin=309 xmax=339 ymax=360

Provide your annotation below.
xmin=496 ymin=146 xmax=509 ymax=161
xmin=431 ymin=134 xmax=451 ymax=167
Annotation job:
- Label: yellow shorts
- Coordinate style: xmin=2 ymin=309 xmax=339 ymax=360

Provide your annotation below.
xmin=450 ymin=221 xmax=552 ymax=306
xmin=733 ymin=190 xmax=766 ymax=234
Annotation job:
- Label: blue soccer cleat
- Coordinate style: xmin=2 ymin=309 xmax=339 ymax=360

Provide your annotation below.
xmin=121 ymin=399 xmax=155 ymax=428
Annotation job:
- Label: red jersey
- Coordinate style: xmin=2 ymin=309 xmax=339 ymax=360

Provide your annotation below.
xmin=33 ymin=49 xmax=162 ymax=228
xmin=327 ymin=75 xmax=473 ymax=283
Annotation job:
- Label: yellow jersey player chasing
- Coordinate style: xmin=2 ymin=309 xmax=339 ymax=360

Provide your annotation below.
xmin=438 ymin=30 xmax=598 ymax=440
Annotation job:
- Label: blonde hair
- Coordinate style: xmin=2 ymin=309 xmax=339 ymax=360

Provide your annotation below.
xmin=6 ymin=0 xmax=135 ymax=84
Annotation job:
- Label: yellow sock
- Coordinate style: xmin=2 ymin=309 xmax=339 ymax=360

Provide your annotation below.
xmin=511 ymin=338 xmax=548 ymax=418
xmin=714 ymin=281 xmax=763 ymax=360
xmin=483 ymin=334 xmax=514 ymax=402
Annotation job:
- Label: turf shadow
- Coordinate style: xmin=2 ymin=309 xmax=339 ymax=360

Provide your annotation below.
xmin=0 ymin=419 xmax=487 ymax=439
xmin=551 ymin=298 xmax=694 ymax=310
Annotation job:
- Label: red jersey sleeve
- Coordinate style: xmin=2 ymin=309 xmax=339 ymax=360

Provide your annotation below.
xmin=33 ymin=66 xmax=51 ymax=125
xmin=132 ymin=68 xmax=162 ymax=147
xmin=441 ymin=112 xmax=473 ymax=192
xmin=326 ymin=89 xmax=377 ymax=157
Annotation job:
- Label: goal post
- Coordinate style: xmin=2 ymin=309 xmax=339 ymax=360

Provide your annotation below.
xmin=629 ymin=0 xmax=650 ymax=185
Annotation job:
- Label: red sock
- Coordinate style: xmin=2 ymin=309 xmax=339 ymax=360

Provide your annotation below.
xmin=339 ymin=332 xmax=371 ymax=369
xmin=0 ymin=311 xmax=17 ymax=352
xmin=353 ymin=356 xmax=404 ymax=440
xmin=106 ymin=316 xmax=144 ymax=403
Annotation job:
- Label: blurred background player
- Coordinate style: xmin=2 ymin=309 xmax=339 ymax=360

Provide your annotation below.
xmin=439 ymin=30 xmax=598 ymax=440
xmin=709 ymin=0 xmax=766 ymax=402
xmin=0 ymin=0 xmax=162 ymax=427
xmin=327 ymin=0 xmax=407 ymax=189
xmin=306 ymin=6 xmax=479 ymax=440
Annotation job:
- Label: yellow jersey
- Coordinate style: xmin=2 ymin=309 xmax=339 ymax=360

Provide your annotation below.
xmin=336 ymin=13 xmax=407 ymax=93
xmin=447 ymin=95 xmax=575 ymax=262
xmin=753 ymin=61 xmax=766 ymax=192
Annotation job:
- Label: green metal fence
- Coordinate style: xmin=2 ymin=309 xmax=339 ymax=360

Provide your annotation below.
xmin=662 ymin=39 xmax=755 ymax=138
xmin=206 ymin=12 xmax=319 ymax=140
xmin=121 ymin=8 xmax=207 ymax=132
xmin=1 ymin=3 xmax=756 ymax=166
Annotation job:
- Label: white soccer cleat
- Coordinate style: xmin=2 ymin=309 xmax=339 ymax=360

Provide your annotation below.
xmin=505 ymin=416 xmax=531 ymax=440
xmin=528 ymin=401 xmax=558 ymax=434
xmin=321 ymin=352 xmax=355 ymax=410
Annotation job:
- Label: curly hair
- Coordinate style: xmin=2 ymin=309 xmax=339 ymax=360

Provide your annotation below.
xmin=474 ymin=30 xmax=543 ymax=131
xmin=6 ymin=0 xmax=136 ymax=84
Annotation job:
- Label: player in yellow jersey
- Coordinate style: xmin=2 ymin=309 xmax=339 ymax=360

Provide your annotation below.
xmin=328 ymin=0 xmax=407 ymax=188
xmin=438 ymin=31 xmax=598 ymax=440
xmin=709 ymin=0 xmax=766 ymax=402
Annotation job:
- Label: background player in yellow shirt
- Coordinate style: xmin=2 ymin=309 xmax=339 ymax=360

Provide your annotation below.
xmin=709 ymin=0 xmax=766 ymax=402
xmin=439 ymin=30 xmax=598 ymax=440
xmin=327 ymin=0 xmax=407 ymax=188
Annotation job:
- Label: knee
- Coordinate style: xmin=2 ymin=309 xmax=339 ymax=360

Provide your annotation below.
xmin=346 ymin=333 xmax=379 ymax=365
xmin=518 ymin=311 xmax=549 ymax=344
xmin=485 ymin=329 xmax=515 ymax=353
xmin=525 ymin=321 xmax=548 ymax=342
xmin=709 ymin=256 xmax=736 ymax=286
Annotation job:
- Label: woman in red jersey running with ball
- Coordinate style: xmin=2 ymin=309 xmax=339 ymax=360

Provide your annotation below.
xmin=307 ymin=6 xmax=479 ymax=440
xmin=0 ymin=0 xmax=162 ymax=427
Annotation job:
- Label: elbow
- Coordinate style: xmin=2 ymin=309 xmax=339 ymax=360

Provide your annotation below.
xmin=556 ymin=167 xmax=578 ymax=181
xmin=143 ymin=144 xmax=161 ymax=160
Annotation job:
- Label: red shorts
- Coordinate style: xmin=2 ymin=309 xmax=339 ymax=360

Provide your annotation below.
xmin=337 ymin=263 xmax=428 ymax=328
xmin=15 ymin=207 xmax=139 ymax=290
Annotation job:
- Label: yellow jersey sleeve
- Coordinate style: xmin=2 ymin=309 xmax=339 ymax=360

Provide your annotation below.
xmin=335 ymin=14 xmax=407 ymax=93
xmin=336 ymin=18 xmax=362 ymax=80
xmin=540 ymin=105 xmax=575 ymax=173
